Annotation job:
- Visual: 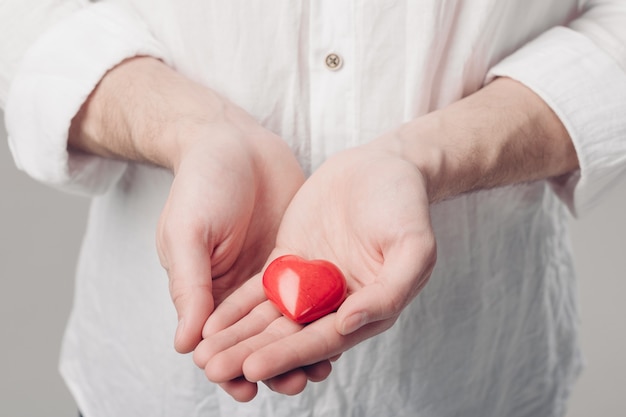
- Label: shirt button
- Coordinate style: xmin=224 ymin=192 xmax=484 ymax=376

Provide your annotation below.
xmin=325 ymin=53 xmax=343 ymax=71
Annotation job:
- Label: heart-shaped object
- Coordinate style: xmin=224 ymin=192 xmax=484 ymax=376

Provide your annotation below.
xmin=263 ymin=255 xmax=348 ymax=324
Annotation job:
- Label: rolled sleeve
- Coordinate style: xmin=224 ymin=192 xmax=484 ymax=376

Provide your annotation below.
xmin=5 ymin=2 xmax=170 ymax=195
xmin=486 ymin=26 xmax=626 ymax=217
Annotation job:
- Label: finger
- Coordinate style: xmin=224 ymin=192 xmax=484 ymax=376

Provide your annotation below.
xmin=303 ymin=360 xmax=333 ymax=382
xmin=335 ymin=234 xmax=436 ymax=335
xmin=202 ymin=274 xmax=267 ymax=338
xmin=264 ymin=368 xmax=308 ymax=396
xmin=157 ymin=201 xmax=215 ymax=354
xmin=261 ymin=360 xmax=331 ymax=396
xmin=218 ymin=377 xmax=258 ymax=402
xmin=242 ymin=313 xmax=393 ymax=382
xmin=202 ymin=247 xmax=294 ymax=338
xmin=194 ymin=301 xmax=281 ymax=369
xmin=205 ymin=315 xmax=303 ymax=383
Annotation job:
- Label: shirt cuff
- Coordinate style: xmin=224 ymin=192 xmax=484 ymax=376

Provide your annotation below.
xmin=4 ymin=2 xmax=169 ymax=196
xmin=486 ymin=26 xmax=626 ymax=217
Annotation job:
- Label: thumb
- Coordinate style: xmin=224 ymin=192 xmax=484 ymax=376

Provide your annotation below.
xmin=335 ymin=237 xmax=436 ymax=335
xmin=171 ymin=271 xmax=214 ymax=354
xmin=161 ymin=231 xmax=215 ymax=354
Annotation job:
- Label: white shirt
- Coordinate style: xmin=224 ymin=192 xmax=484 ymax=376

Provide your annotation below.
xmin=3 ymin=1 xmax=626 ymax=416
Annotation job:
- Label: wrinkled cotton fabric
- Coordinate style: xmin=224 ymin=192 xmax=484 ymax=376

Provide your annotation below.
xmin=2 ymin=1 xmax=626 ymax=416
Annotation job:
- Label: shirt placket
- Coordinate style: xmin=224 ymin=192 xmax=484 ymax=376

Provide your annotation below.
xmin=308 ymin=0 xmax=355 ymax=172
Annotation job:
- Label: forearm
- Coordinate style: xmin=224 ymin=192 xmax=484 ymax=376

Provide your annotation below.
xmin=68 ymin=57 xmax=206 ymax=170
xmin=68 ymin=56 xmax=269 ymax=173
xmin=392 ymin=77 xmax=579 ymax=202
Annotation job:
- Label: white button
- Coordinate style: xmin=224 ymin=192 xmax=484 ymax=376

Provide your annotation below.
xmin=324 ymin=53 xmax=343 ymax=71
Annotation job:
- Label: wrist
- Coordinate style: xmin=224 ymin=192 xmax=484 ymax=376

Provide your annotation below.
xmin=386 ymin=119 xmax=446 ymax=203
xmin=369 ymin=117 xmax=449 ymax=203
xmin=69 ymin=56 xmax=241 ymax=171
xmin=382 ymin=77 xmax=578 ymax=203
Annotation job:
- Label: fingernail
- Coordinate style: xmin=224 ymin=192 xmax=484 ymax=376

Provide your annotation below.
xmin=341 ymin=312 xmax=367 ymax=335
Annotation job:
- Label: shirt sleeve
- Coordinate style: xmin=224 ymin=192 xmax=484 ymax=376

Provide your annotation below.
xmin=3 ymin=1 xmax=170 ymax=195
xmin=486 ymin=0 xmax=626 ymax=217
xmin=0 ymin=0 xmax=86 ymax=107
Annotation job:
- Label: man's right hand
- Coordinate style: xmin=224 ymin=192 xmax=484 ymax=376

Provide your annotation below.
xmin=68 ymin=56 xmax=306 ymax=354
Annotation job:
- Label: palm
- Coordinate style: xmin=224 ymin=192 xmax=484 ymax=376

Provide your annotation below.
xmin=276 ymin=146 xmax=432 ymax=302
xmin=196 ymin=142 xmax=437 ymax=399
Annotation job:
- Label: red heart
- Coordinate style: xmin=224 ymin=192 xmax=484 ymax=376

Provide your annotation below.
xmin=263 ymin=255 xmax=347 ymax=324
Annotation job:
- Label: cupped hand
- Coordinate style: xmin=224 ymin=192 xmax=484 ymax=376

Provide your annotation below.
xmin=194 ymin=133 xmax=437 ymax=399
xmin=69 ymin=56 xmax=306 ymax=356
xmin=155 ymin=101 xmax=306 ymax=354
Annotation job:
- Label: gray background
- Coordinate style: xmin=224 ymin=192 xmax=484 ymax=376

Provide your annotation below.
xmin=1 ymin=112 xmax=625 ymax=417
